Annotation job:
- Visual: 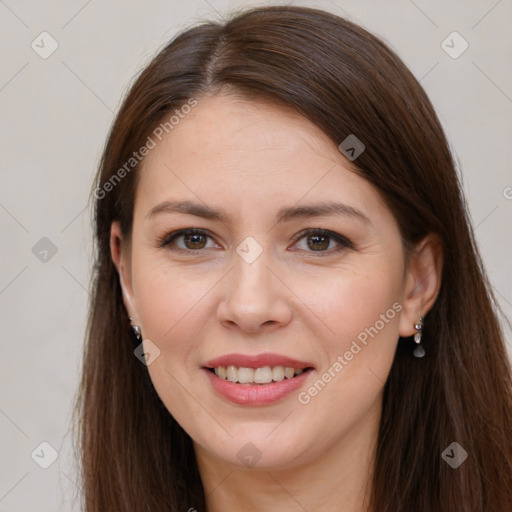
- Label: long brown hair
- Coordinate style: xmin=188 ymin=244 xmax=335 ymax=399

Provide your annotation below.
xmin=74 ymin=5 xmax=512 ymax=511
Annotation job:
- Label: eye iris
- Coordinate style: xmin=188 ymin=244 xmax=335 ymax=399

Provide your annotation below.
xmin=307 ymin=234 xmax=329 ymax=251
xmin=185 ymin=233 xmax=206 ymax=249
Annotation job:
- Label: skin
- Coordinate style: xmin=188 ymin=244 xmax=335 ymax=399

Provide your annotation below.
xmin=110 ymin=92 xmax=443 ymax=511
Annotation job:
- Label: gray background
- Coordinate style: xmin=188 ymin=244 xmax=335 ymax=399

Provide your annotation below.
xmin=1 ymin=0 xmax=511 ymax=510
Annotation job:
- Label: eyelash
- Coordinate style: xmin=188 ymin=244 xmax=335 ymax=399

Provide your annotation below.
xmin=158 ymin=228 xmax=354 ymax=255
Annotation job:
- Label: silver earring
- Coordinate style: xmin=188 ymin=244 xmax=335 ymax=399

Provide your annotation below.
xmin=131 ymin=325 xmax=142 ymax=341
xmin=413 ymin=316 xmax=425 ymax=358
xmin=129 ymin=318 xmax=142 ymax=342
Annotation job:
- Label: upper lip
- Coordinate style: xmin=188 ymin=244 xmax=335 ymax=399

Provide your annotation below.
xmin=203 ymin=353 xmax=314 ymax=369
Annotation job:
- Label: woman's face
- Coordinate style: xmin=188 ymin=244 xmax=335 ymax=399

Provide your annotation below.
xmin=114 ymin=93 xmax=416 ymax=470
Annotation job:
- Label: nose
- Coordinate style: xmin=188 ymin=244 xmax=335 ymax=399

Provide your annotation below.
xmin=216 ymin=243 xmax=293 ymax=334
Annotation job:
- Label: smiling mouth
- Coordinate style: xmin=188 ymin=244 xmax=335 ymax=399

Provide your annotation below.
xmin=205 ymin=365 xmax=314 ymax=385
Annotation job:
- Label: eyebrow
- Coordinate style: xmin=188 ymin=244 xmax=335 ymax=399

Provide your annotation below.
xmin=146 ymin=199 xmax=371 ymax=225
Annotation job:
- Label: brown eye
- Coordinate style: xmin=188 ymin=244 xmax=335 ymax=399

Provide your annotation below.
xmin=182 ymin=232 xmax=207 ymax=250
xmin=160 ymin=229 xmax=216 ymax=251
xmin=159 ymin=227 xmax=353 ymax=255
xmin=306 ymin=233 xmax=330 ymax=251
xmin=292 ymin=229 xmax=354 ymax=254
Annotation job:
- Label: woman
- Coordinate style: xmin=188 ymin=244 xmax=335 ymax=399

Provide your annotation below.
xmin=74 ymin=5 xmax=512 ymax=511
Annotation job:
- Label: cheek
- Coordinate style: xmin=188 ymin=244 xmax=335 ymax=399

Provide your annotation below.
xmin=292 ymin=260 xmax=403 ymax=356
xmin=134 ymin=265 xmax=213 ymax=345
xmin=131 ymin=257 xmax=219 ymax=436
xmin=293 ymin=269 xmax=402 ymax=440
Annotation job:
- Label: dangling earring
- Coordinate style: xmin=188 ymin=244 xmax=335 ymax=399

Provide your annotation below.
xmin=129 ymin=317 xmax=142 ymax=343
xmin=413 ymin=316 xmax=425 ymax=358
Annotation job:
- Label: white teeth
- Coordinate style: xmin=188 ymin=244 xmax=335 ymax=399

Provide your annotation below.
xmin=213 ymin=365 xmax=307 ymax=384
xmin=272 ymin=366 xmax=285 ymax=382
xmin=238 ymin=367 xmax=255 ymax=383
xmin=215 ymin=366 xmax=227 ymax=379
xmin=226 ymin=365 xmax=237 ymax=382
xmin=284 ymin=367 xmax=295 ymax=379
xmin=254 ymin=366 xmax=272 ymax=384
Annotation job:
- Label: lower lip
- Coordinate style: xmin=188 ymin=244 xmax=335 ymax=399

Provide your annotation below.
xmin=202 ymin=368 xmax=314 ymax=406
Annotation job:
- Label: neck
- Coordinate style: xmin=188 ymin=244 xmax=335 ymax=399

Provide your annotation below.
xmin=194 ymin=397 xmax=381 ymax=512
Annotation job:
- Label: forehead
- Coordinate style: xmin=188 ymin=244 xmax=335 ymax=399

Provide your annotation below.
xmin=144 ymin=94 xmax=341 ymax=172
xmin=135 ymin=94 xmax=389 ymax=224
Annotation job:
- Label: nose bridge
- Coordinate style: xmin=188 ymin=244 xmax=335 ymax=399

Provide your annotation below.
xmin=231 ymin=234 xmax=272 ymax=297
xmin=217 ymin=234 xmax=292 ymax=331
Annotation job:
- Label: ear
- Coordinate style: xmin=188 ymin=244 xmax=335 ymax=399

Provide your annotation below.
xmin=110 ymin=221 xmax=138 ymax=322
xmin=398 ymin=233 xmax=443 ymax=337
